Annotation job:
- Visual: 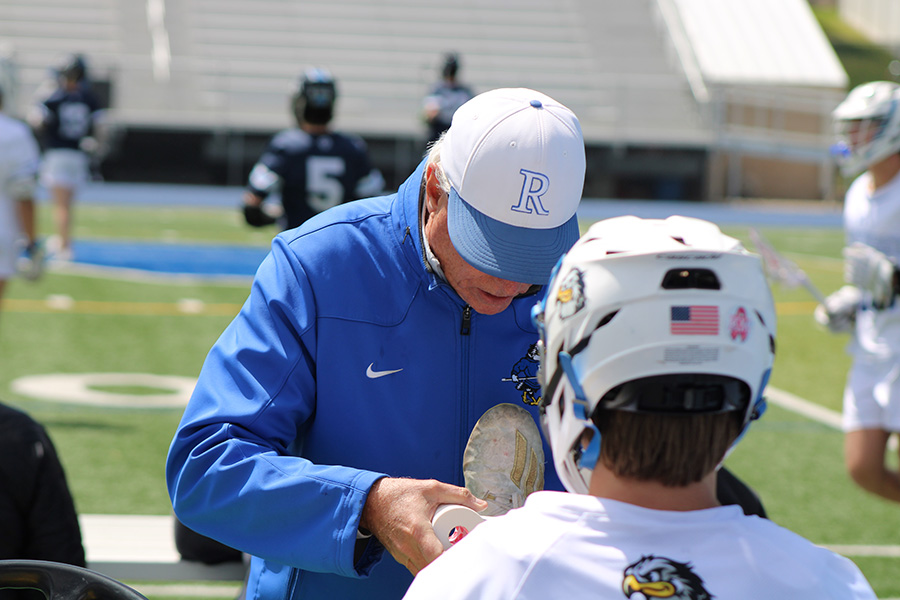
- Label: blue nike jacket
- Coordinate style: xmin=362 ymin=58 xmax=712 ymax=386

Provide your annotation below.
xmin=166 ymin=159 xmax=561 ymax=600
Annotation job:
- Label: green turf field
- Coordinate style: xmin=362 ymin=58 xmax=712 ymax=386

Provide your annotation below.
xmin=1 ymin=204 xmax=898 ymax=598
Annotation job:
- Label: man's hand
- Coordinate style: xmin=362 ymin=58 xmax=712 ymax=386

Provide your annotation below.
xmin=844 ymin=242 xmax=898 ymax=308
xmin=359 ymin=477 xmax=487 ymax=575
xmin=814 ymin=285 xmax=862 ymax=333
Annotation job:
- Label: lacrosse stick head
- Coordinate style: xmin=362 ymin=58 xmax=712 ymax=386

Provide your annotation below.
xmin=463 ymin=403 xmax=544 ymax=516
xmin=532 ymin=215 xmax=777 ymax=494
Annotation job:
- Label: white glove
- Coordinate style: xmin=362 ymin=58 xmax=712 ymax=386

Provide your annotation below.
xmin=843 ymin=242 xmax=897 ymax=308
xmin=814 ymin=285 xmax=862 ymax=333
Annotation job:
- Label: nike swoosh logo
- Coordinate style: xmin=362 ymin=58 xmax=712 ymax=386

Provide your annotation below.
xmin=366 ymin=363 xmax=403 ymax=379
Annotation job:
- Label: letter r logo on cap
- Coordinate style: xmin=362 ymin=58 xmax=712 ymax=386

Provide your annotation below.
xmin=511 ymin=169 xmax=551 ymax=216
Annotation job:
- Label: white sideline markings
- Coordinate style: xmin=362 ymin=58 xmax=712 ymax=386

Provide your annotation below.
xmin=766 ymin=386 xmax=899 ymax=449
xmin=823 ymin=545 xmax=900 ymax=557
xmin=135 ymin=583 xmax=240 ymax=598
xmin=79 ymin=514 xmax=246 ymax=582
xmin=765 ymin=386 xmax=843 ymax=430
xmin=765 ymin=386 xmax=900 ymax=561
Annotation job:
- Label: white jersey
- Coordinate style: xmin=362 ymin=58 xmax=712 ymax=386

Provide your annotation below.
xmin=844 ymin=170 xmax=900 ymax=360
xmin=0 ymin=112 xmax=40 ymax=276
xmin=405 ymin=492 xmax=874 ymax=600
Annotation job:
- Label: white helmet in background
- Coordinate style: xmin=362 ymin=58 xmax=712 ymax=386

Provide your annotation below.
xmin=532 ymin=216 xmax=777 ymax=494
xmin=832 ymin=80 xmax=900 ymax=177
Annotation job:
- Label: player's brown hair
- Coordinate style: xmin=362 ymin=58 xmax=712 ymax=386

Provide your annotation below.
xmin=596 ymin=409 xmax=743 ymax=487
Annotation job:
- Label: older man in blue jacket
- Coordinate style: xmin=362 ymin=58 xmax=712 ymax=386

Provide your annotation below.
xmin=168 ymin=88 xmax=584 ymax=599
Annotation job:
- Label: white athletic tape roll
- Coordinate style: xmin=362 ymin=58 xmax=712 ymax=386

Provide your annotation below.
xmin=431 ymin=504 xmax=487 ymax=550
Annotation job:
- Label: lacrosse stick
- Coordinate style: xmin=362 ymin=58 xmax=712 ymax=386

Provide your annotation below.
xmin=748 ymin=228 xmax=827 ymax=305
xmin=431 ymin=403 xmax=544 ymax=550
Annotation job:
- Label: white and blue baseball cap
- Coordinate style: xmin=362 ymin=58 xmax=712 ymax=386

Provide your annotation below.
xmin=442 ymin=88 xmax=585 ymax=285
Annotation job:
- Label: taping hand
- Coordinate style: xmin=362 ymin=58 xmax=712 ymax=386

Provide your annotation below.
xmin=843 ymin=243 xmax=897 ymax=308
xmin=814 ymin=285 xmax=862 ymax=333
xmin=359 ymin=477 xmax=487 ymax=575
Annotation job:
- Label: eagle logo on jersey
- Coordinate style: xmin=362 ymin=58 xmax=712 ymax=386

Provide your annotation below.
xmin=506 ymin=344 xmax=541 ymax=406
xmin=622 ymin=555 xmax=712 ymax=599
xmin=556 ymin=267 xmax=585 ymax=320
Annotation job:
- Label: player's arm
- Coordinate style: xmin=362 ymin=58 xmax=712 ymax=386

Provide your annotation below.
xmin=354 ymin=168 xmax=384 ymax=199
xmin=10 ymin=176 xmax=37 ymax=245
xmin=26 ymin=103 xmax=51 ymax=132
xmin=242 ymin=190 xmax=277 ymax=227
xmin=242 ymin=161 xmax=282 ymax=227
xmin=9 ymin=132 xmax=44 ymax=279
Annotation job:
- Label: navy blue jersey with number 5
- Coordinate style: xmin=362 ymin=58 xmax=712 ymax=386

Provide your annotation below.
xmin=40 ymin=86 xmax=101 ymax=150
xmin=247 ymin=128 xmax=382 ymax=230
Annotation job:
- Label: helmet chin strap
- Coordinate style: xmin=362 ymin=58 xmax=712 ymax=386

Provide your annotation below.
xmin=726 ymin=368 xmax=771 ymax=457
xmin=559 ymin=351 xmax=601 ymax=480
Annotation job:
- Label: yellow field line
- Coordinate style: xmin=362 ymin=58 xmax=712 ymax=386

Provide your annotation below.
xmin=776 ymin=301 xmax=817 ymax=315
xmin=3 ymin=298 xmax=815 ymax=317
xmin=2 ymin=298 xmax=242 ymax=316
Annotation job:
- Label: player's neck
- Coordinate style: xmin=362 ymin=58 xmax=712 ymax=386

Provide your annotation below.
xmin=869 ymin=154 xmax=900 ymax=190
xmin=589 ymin=464 xmax=720 ymax=511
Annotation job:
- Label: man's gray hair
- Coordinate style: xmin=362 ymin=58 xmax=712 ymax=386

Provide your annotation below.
xmin=427 ymin=132 xmax=451 ymax=195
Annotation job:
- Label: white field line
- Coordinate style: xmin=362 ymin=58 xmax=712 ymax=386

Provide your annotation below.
xmin=765 ymin=386 xmax=900 ymax=562
xmin=132 ymin=583 xmax=240 ymax=597
xmin=765 ymin=386 xmax=843 ymax=430
xmin=766 ymin=386 xmax=899 ymax=450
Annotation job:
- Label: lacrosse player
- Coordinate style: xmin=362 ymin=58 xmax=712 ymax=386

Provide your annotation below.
xmin=421 ymin=53 xmax=474 ymax=146
xmin=820 ymin=81 xmax=900 ymax=503
xmin=405 ymin=216 xmax=875 ymax=599
xmin=0 ymin=84 xmax=42 ymax=311
xmin=28 ymin=54 xmax=103 ymax=262
xmin=241 ymin=68 xmax=383 ymax=231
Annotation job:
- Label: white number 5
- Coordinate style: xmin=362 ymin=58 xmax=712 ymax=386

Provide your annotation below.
xmin=307 ymin=156 xmax=345 ymax=212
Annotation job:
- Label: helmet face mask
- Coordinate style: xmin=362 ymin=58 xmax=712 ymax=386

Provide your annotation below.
xmin=442 ymin=53 xmax=460 ymax=79
xmin=533 ymin=216 xmax=776 ymax=494
xmin=292 ymin=68 xmax=337 ymax=126
xmin=832 ymin=81 xmax=900 ymax=177
xmin=58 ymin=54 xmax=87 ymax=83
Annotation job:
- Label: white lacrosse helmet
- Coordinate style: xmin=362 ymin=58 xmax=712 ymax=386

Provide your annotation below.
xmin=532 ymin=215 xmax=777 ymax=494
xmin=832 ymin=81 xmax=900 ymax=177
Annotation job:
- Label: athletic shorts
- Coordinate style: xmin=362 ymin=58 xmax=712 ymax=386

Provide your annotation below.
xmin=40 ymin=148 xmax=89 ymax=190
xmin=843 ymin=358 xmax=900 ymax=432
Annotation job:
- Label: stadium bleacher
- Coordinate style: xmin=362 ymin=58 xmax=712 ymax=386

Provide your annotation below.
xmin=0 ymin=1 xmax=848 ymax=203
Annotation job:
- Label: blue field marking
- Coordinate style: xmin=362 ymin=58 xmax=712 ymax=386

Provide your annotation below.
xmin=47 ymin=182 xmax=842 ymax=278
xmin=68 ymin=182 xmax=844 ymax=228
xmin=66 ymin=240 xmax=269 ymax=278
xmin=576 ymin=199 xmax=843 ymax=229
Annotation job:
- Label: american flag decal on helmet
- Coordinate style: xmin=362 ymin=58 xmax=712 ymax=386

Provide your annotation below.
xmin=670 ymin=305 xmax=719 ymax=335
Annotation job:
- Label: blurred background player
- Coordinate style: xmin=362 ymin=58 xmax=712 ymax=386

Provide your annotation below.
xmin=0 ymin=84 xmax=42 ymax=319
xmin=241 ymin=67 xmax=384 ymax=231
xmin=28 ymin=53 xmax=104 ymax=262
xmin=818 ymin=80 xmax=900 ymax=504
xmin=405 ymin=216 xmax=875 ymax=599
xmin=421 ymin=53 xmax=474 ymax=147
